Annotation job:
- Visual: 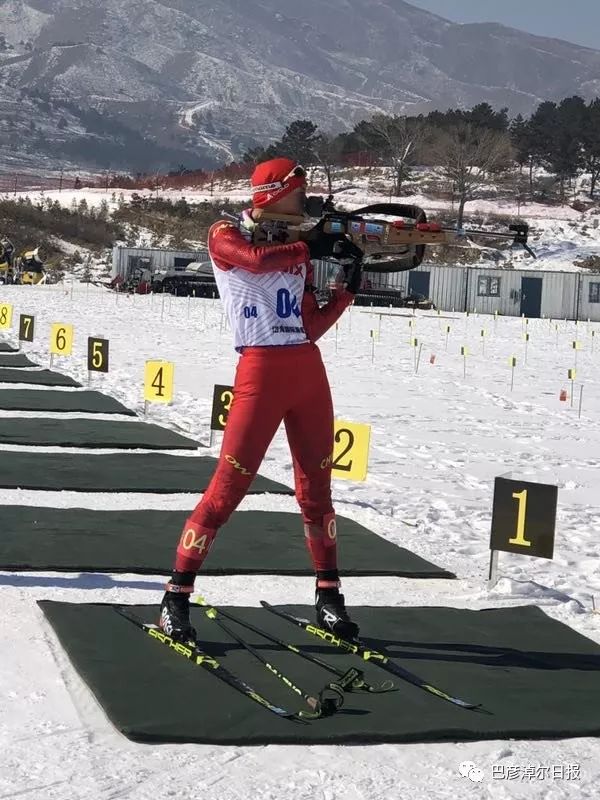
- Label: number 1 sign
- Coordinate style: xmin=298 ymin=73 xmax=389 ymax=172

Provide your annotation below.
xmin=488 ymin=477 xmax=558 ymax=587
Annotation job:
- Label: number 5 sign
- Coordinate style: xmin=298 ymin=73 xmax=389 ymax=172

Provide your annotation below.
xmin=87 ymin=337 xmax=109 ymax=373
xmin=331 ymin=419 xmax=371 ymax=482
xmin=144 ymin=360 xmax=174 ymax=405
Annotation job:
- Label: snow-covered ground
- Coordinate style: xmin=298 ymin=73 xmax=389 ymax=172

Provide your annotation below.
xmin=1 ymin=283 xmax=599 ymax=799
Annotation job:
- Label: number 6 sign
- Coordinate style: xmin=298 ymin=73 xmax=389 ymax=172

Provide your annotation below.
xmin=50 ymin=323 xmax=73 ymax=356
xmin=331 ymin=419 xmax=371 ymax=482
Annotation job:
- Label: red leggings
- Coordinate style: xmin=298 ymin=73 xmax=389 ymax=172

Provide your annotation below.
xmin=175 ymin=343 xmax=337 ymax=574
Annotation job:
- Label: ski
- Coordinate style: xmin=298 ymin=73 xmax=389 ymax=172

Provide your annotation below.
xmin=194 ymin=596 xmax=394 ymax=694
xmin=114 ymin=607 xmax=300 ymax=721
xmin=260 ymin=601 xmax=481 ymax=711
xmin=197 ymin=599 xmax=347 ymax=719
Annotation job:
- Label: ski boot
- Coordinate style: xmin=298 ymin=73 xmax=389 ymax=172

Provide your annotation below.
xmin=159 ymin=572 xmax=196 ymax=642
xmin=316 ymin=584 xmax=360 ymax=641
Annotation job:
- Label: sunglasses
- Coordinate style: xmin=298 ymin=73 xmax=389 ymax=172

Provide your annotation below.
xmin=252 ymin=165 xmax=306 ymax=194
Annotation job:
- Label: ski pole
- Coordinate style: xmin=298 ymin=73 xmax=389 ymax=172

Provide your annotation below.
xmin=194 ymin=597 xmax=393 ymax=694
xmin=199 ymin=600 xmax=345 ymax=718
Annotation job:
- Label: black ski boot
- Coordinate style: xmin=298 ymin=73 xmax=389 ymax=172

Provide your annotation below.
xmin=316 ymin=585 xmax=360 ymax=641
xmin=159 ymin=572 xmax=196 ymax=642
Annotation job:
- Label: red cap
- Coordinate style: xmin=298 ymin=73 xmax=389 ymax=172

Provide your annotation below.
xmin=251 ymin=157 xmax=306 ymax=208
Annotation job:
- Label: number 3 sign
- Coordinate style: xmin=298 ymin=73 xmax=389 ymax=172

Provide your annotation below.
xmin=331 ymin=419 xmax=371 ymax=482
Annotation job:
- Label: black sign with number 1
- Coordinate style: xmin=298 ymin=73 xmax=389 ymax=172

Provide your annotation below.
xmin=490 ymin=477 xmax=557 ymax=560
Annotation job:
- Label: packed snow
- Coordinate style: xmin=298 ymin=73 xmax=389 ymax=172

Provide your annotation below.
xmin=0 ymin=282 xmax=599 ymax=799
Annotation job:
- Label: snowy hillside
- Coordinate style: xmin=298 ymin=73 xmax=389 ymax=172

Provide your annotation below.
xmin=1 ymin=284 xmax=600 ymax=798
xmin=2 ymin=0 xmax=600 ymax=170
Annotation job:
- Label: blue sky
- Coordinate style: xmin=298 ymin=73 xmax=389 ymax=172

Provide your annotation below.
xmin=407 ymin=1 xmax=600 ymax=50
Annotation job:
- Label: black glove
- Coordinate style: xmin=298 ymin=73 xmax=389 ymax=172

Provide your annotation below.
xmin=307 ymin=234 xmax=348 ymax=261
xmin=303 ymin=218 xmax=343 ymax=260
xmin=342 ymin=260 xmax=363 ymax=295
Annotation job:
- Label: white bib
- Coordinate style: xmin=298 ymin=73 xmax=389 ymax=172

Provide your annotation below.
xmin=212 ymin=259 xmax=309 ymax=351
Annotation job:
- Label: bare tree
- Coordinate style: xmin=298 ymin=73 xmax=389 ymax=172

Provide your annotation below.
xmin=312 ymin=133 xmax=345 ymax=194
xmin=366 ymin=114 xmax=425 ymax=196
xmin=433 ymin=123 xmax=513 ymax=227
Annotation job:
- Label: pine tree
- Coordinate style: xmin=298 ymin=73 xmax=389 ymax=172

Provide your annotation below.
xmin=581 ymin=99 xmax=600 ymax=199
xmin=279 ymin=120 xmax=320 ymax=164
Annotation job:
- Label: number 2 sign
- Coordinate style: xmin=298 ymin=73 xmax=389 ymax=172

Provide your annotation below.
xmin=331 ymin=419 xmax=371 ymax=482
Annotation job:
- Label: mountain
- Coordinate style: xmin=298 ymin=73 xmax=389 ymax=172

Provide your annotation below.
xmin=1 ymin=0 xmax=600 ymax=172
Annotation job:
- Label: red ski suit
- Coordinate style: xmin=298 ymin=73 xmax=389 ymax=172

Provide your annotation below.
xmin=174 ymin=220 xmax=353 ymax=576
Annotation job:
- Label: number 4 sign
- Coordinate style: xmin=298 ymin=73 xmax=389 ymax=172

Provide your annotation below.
xmin=144 ymin=360 xmax=174 ymax=406
xmin=488 ymin=476 xmax=558 ymax=587
xmin=331 ymin=419 xmax=371 ymax=482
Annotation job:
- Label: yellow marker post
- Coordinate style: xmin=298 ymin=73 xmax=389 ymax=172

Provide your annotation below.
xmin=572 ymin=340 xmax=581 ymax=368
xmin=523 ymin=331 xmax=530 ymax=364
xmin=481 ymin=328 xmax=486 ymax=355
xmin=144 ymin=360 xmax=174 ymax=413
xmin=509 ymin=356 xmax=517 ymax=391
xmin=332 ymin=419 xmax=371 ymax=482
xmin=411 ymin=337 xmax=419 ymax=372
xmin=369 ymin=329 xmax=377 ymax=362
xmin=445 ymin=325 xmax=451 ymax=352
xmin=0 ymin=303 xmax=13 ymax=331
xmin=461 ymin=345 xmax=468 ymax=379
xmin=568 ymin=368 xmax=576 ymax=408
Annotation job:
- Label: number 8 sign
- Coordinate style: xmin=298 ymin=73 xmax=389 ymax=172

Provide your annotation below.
xmin=144 ymin=360 xmax=174 ymax=404
xmin=331 ymin=419 xmax=371 ymax=482
xmin=0 ymin=303 xmax=13 ymax=330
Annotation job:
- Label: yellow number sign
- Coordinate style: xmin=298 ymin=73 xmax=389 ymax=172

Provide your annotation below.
xmin=144 ymin=360 xmax=174 ymax=404
xmin=0 ymin=303 xmax=13 ymax=330
xmin=50 ymin=324 xmax=74 ymax=356
xmin=331 ymin=419 xmax=371 ymax=482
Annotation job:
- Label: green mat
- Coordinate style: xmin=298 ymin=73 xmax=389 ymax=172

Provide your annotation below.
xmin=0 ymin=452 xmax=292 ymax=494
xmin=0 ymin=353 xmax=37 ymax=367
xmin=0 ymin=389 xmax=135 ymax=415
xmin=0 ymin=417 xmax=200 ymax=450
xmin=39 ymin=601 xmax=600 ymax=745
xmin=0 ymin=368 xmax=81 ymax=387
xmin=0 ymin=507 xmax=452 ymax=577
xmin=0 ymin=342 xmax=17 ymax=352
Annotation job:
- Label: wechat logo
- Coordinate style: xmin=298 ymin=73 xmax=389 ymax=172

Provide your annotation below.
xmin=459 ymin=761 xmax=484 ymax=782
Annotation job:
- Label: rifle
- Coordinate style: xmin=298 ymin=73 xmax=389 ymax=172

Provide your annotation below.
xmin=251 ymin=201 xmax=535 ymax=273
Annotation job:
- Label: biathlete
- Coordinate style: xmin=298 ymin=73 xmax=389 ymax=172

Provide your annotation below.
xmin=159 ymin=157 xmax=362 ymax=642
